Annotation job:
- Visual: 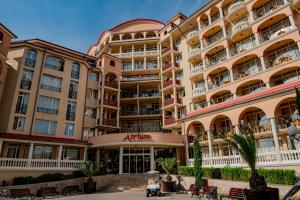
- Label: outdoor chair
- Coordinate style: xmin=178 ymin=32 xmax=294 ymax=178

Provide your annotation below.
xmin=220 ymin=187 xmax=245 ymax=200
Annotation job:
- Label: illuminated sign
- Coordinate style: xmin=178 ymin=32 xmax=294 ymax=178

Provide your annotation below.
xmin=123 ymin=134 xmax=152 ymax=142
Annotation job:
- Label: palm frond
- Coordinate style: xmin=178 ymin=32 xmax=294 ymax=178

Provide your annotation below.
xmin=158 ymin=157 xmax=177 ymax=175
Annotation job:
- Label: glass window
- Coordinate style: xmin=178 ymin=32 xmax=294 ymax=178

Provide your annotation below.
xmin=64 ymin=123 xmax=74 ymax=136
xmin=33 ymin=145 xmax=53 ymax=159
xmin=12 ymin=116 xmax=25 ymax=131
xmin=15 ymin=92 xmax=29 ymax=114
xmin=88 ymin=72 xmax=99 ymax=81
xmin=37 ymin=96 xmax=59 ymax=114
xmin=110 ymin=60 xmax=115 ymax=66
xmin=68 ymin=81 xmax=78 ymax=99
xmin=62 ymin=147 xmax=80 ymax=160
xmin=41 ymin=75 xmax=62 ymax=92
xmin=20 ymin=69 xmax=33 ymax=90
xmin=25 ymin=49 xmax=37 ymax=68
xmin=86 ymin=88 xmax=98 ymax=100
xmin=44 ymin=56 xmax=64 ymax=71
xmin=34 ymin=119 xmax=57 ymax=135
xmin=71 ymin=63 xmax=80 ymax=79
xmin=7 ymin=144 xmax=20 ymax=158
xmin=66 ymin=102 xmax=77 ymax=121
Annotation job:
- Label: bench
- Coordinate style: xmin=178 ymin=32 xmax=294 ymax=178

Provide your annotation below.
xmin=199 ymin=185 xmax=218 ymax=200
xmin=62 ymin=185 xmax=81 ymax=196
xmin=36 ymin=187 xmax=59 ymax=198
xmin=221 ymin=188 xmax=245 ymax=200
xmin=11 ymin=188 xmax=33 ymax=199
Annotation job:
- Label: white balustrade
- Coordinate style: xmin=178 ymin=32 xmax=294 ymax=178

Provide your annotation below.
xmin=256 ymin=152 xmax=278 ymax=165
xmin=113 ymin=51 xmax=158 ymax=58
xmin=280 ymin=150 xmax=300 ymax=164
xmin=189 ymin=48 xmax=201 ymax=58
xmin=211 ymin=155 xmax=241 ymax=167
xmin=0 ymin=158 xmax=28 ymax=168
xmin=190 ymin=65 xmax=205 ymax=77
xmin=232 ymin=20 xmax=250 ymax=35
xmin=187 ymin=30 xmax=200 ymax=41
xmin=228 ymin=1 xmax=245 ymax=17
xmin=192 ymin=87 xmax=206 ymax=98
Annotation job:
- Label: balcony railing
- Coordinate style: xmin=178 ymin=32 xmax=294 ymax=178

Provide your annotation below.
xmin=240 ymin=119 xmax=271 ymax=134
xmin=211 ymin=127 xmax=234 ymax=140
xmin=188 ymin=48 xmax=201 ymax=58
xmin=104 ymin=80 xmax=118 ymax=89
xmin=192 ymin=87 xmax=206 ymax=98
xmin=207 ymin=31 xmax=224 ymax=46
xmin=232 ymin=20 xmax=250 ymax=35
xmin=102 ymin=119 xmax=117 ymax=126
xmin=41 ymin=84 xmax=61 ymax=92
xmin=231 ymin=38 xmax=257 ymax=56
xmin=37 ymin=107 xmax=58 ymax=115
xmin=272 ymin=73 xmax=300 ymax=87
xmin=261 ymin=26 xmax=294 ymax=42
xmin=228 ymin=1 xmax=245 ymax=17
xmin=140 ymin=109 xmax=160 ymax=115
xmin=194 ymin=102 xmax=208 ymax=111
xmin=187 ymin=29 xmax=200 ymax=41
xmin=0 ymin=158 xmax=85 ymax=170
xmin=234 ymin=63 xmax=262 ymax=80
xmin=103 ymin=99 xmax=118 ymax=107
xmin=161 ymin=47 xmax=177 ymax=55
xmin=206 ymin=51 xmax=227 ymax=68
xmin=44 ymin=63 xmax=64 ymax=72
xmin=254 ymin=0 xmax=285 ymax=20
xmin=162 ymin=63 xmax=178 ymax=71
xmin=165 ymin=117 xmax=176 ymax=125
xmin=208 ymin=76 xmax=230 ymax=90
xmin=162 ymin=80 xmax=180 ymax=88
xmin=267 ymin=49 xmax=300 ymax=68
xmin=120 ymin=110 xmax=138 ymax=116
xmin=190 ymin=64 xmax=205 ymax=77
xmin=139 ymin=92 xmax=160 ymax=98
xmin=20 ymin=80 xmax=32 ymax=90
xmin=211 ymin=13 xmax=221 ymax=23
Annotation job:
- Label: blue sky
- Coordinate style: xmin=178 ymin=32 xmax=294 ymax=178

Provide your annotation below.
xmin=0 ymin=0 xmax=206 ymax=53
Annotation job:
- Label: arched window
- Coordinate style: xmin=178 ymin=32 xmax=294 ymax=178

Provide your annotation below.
xmin=71 ymin=62 xmax=80 ymax=79
xmin=110 ymin=60 xmax=115 ymax=67
xmin=0 ymin=31 xmax=3 ymax=44
xmin=44 ymin=56 xmax=64 ymax=71
xmin=25 ymin=49 xmax=37 ymax=68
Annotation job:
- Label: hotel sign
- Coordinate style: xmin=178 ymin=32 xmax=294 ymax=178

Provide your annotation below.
xmin=123 ymin=133 xmax=152 ymax=142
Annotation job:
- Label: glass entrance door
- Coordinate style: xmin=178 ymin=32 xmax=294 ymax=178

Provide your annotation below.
xmin=122 ymin=147 xmax=151 ymax=173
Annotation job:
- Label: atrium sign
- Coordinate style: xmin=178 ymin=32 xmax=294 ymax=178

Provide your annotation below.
xmin=123 ymin=133 xmax=152 ymax=142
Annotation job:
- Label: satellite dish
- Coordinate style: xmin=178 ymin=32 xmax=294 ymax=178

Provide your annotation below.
xmin=287 ymin=124 xmax=299 ymax=136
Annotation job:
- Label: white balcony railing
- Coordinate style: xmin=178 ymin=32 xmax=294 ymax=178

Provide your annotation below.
xmin=190 ymin=64 xmax=205 ymax=77
xmin=187 ymin=30 xmax=200 ymax=41
xmin=0 ymin=158 xmax=85 ymax=170
xmin=188 ymin=48 xmax=202 ymax=58
xmin=112 ymin=50 xmax=158 ymax=58
xmin=228 ymin=1 xmax=245 ymax=17
xmin=192 ymin=87 xmax=206 ymax=98
xmin=232 ymin=20 xmax=250 ymax=35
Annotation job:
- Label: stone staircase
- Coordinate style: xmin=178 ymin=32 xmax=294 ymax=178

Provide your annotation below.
xmin=104 ymin=174 xmax=156 ymax=192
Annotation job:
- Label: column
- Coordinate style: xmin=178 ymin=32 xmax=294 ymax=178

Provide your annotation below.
xmin=58 ymin=145 xmax=63 ymax=168
xmin=150 ymin=147 xmax=155 ymax=170
xmin=266 ymin=82 xmax=270 ymax=88
xmin=222 ymin=27 xmax=227 ymax=38
xmin=235 ymin=125 xmax=240 ymax=135
xmin=208 ymin=14 xmax=212 ymax=25
xmin=83 ymin=146 xmax=88 ymax=161
xmin=260 ymin=56 xmax=266 ymax=71
xmin=205 ymin=79 xmax=209 ymax=91
xmin=119 ymin=147 xmax=123 ymax=174
xmin=184 ymin=135 xmax=190 ymax=166
xmin=249 ymin=10 xmax=254 ymax=22
xmin=233 ymin=93 xmax=237 ymax=99
xmin=207 ymin=130 xmax=213 ymax=166
xmin=27 ymin=142 xmax=34 ymax=167
xmin=200 ymin=39 xmax=204 ymax=49
xmin=226 ymin=47 xmax=230 ymax=59
xmin=229 ymin=68 xmax=234 ymax=82
xmin=219 ymin=7 xmax=224 ymax=18
xmin=95 ymin=149 xmax=100 ymax=162
xmin=270 ymin=118 xmax=282 ymax=163
xmin=254 ymin=32 xmax=260 ymax=46
xmin=0 ymin=140 xmax=3 ymax=156
xmin=197 ymin=20 xmax=202 ymax=32
xmin=297 ymin=41 xmax=300 ymax=51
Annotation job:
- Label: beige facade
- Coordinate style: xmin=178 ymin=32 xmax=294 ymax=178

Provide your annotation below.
xmin=1 ymin=0 xmax=300 ymax=181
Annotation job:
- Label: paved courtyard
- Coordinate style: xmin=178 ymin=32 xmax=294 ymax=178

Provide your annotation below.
xmin=56 ymin=191 xmax=191 ymax=200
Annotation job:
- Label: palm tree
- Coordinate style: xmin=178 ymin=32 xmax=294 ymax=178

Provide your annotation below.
xmin=226 ymin=127 xmax=267 ymax=191
xmin=158 ymin=157 xmax=177 ymax=181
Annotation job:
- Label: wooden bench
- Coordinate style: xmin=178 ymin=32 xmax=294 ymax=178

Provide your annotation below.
xmin=221 ymin=188 xmax=245 ymax=200
xmin=36 ymin=187 xmax=59 ymax=198
xmin=62 ymin=185 xmax=81 ymax=196
xmin=11 ymin=188 xmax=33 ymax=199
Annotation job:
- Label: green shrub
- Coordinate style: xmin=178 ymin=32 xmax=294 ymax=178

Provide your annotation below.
xmin=13 ymin=176 xmax=33 ymax=185
xmin=34 ymin=173 xmax=65 ymax=183
xmin=178 ymin=166 xmax=295 ymax=185
xmin=72 ymin=170 xmax=86 ymax=178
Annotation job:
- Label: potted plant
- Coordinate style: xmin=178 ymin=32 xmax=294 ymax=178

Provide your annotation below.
xmin=227 ymin=127 xmax=279 ymax=200
xmin=158 ymin=157 xmax=177 ymax=192
xmin=82 ymin=161 xmax=98 ymax=194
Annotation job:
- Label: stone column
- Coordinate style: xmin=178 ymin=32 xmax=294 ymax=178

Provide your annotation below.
xmin=283 ymin=0 xmax=288 ymax=4
xmin=28 ymin=142 xmax=34 ymax=167
xmin=208 ymin=14 xmax=212 ymax=25
xmin=150 ymin=147 xmax=155 ymax=170
xmin=0 ymin=140 xmax=3 ymax=156
xmin=254 ymin=32 xmax=260 ymax=46
xmin=297 ymin=41 xmax=300 ymax=52
xmin=219 ymin=7 xmax=224 ymax=18
xmin=266 ymin=82 xmax=270 ymax=88
xmin=229 ymin=68 xmax=234 ymax=81
xmin=205 ymin=79 xmax=209 ymax=91
xmin=119 ymin=147 xmax=123 ymax=174
xmin=235 ymin=125 xmax=240 ymax=135
xmin=95 ymin=149 xmax=100 ymax=162
xmin=222 ymin=27 xmax=227 ymax=38
xmin=83 ymin=146 xmax=88 ymax=161
xmin=226 ymin=47 xmax=230 ymax=59
xmin=270 ymin=118 xmax=282 ymax=163
xmin=58 ymin=145 xmax=63 ymax=168
xmin=249 ymin=10 xmax=254 ymax=22
xmin=260 ymin=56 xmax=266 ymax=71
xmin=207 ymin=130 xmax=213 ymax=166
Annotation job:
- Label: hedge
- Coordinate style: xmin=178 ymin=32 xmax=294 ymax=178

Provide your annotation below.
xmin=178 ymin=166 xmax=296 ymax=185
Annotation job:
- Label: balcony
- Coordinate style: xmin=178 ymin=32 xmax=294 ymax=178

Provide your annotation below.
xmin=104 ymin=80 xmax=118 ymax=89
xmin=211 ymin=127 xmax=234 ymax=140
xmin=164 ymin=117 xmax=176 ymax=125
xmin=231 ymin=37 xmax=257 ymax=57
xmin=240 ymin=119 xmax=272 ymax=134
xmin=162 ymin=63 xmax=179 ymax=72
xmin=228 ymin=1 xmax=246 ymax=21
xmin=190 ymin=64 xmax=205 ymax=79
xmin=254 ymin=0 xmax=285 ymax=20
xmin=103 ymin=99 xmax=118 ymax=107
xmin=41 ymin=84 xmax=61 ymax=92
xmin=194 ymin=102 xmax=208 ymax=111
xmin=261 ymin=25 xmax=294 ymax=42
xmin=188 ymin=48 xmax=201 ymax=60
xmin=231 ymin=20 xmax=250 ymax=38
xmin=207 ymin=31 xmax=224 ymax=47
xmin=192 ymin=87 xmax=206 ymax=98
xmin=208 ymin=77 xmax=231 ymax=90
xmin=139 ymin=92 xmax=160 ymax=98
xmin=20 ymin=80 xmax=32 ymax=90
xmin=120 ymin=110 xmax=138 ymax=116
xmin=234 ymin=61 xmax=263 ymax=80
xmin=267 ymin=49 xmax=300 ymax=68
xmin=164 ymin=98 xmax=181 ymax=107
xmin=186 ymin=29 xmax=200 ymax=44
xmin=37 ymin=107 xmax=58 ymax=115
xmin=140 ymin=109 xmax=160 ymax=115
xmin=161 ymin=47 xmax=177 ymax=56
xmin=112 ymin=50 xmax=158 ymax=58
xmin=163 ymin=80 xmax=181 ymax=89
xmin=206 ymin=51 xmax=227 ymax=68
xmin=102 ymin=119 xmax=117 ymax=126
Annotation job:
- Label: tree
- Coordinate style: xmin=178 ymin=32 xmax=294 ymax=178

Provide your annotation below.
xmin=158 ymin=157 xmax=177 ymax=181
xmin=226 ymin=127 xmax=267 ymax=191
xmin=193 ymin=138 xmax=203 ymax=189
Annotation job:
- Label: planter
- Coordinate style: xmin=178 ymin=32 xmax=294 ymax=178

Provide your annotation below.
xmin=162 ymin=180 xmax=176 ymax=192
xmin=84 ymin=181 xmax=96 ymax=194
xmin=244 ymin=187 xmax=279 ymax=200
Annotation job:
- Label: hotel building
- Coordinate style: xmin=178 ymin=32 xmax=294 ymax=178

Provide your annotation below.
xmin=1 ymin=0 xmax=300 ymax=181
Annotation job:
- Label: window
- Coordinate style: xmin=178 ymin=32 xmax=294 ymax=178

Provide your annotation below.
xmin=88 ymin=72 xmax=99 ymax=81
xmin=110 ymin=60 xmax=115 ymax=66
xmin=25 ymin=49 xmax=37 ymax=68
xmin=174 ymin=39 xmax=181 ymax=46
xmin=64 ymin=123 xmax=74 ymax=136
xmin=12 ymin=116 xmax=25 ymax=131
xmin=34 ymin=119 xmax=57 ymax=135
xmin=37 ymin=96 xmax=59 ymax=114
xmin=7 ymin=144 xmax=19 ymax=158
xmin=175 ymin=54 xmax=182 ymax=63
xmin=44 ymin=56 xmax=64 ymax=71
xmin=33 ymin=145 xmax=53 ymax=159
xmin=66 ymin=101 xmax=77 ymax=121
xmin=41 ymin=75 xmax=62 ymax=92
xmin=71 ymin=63 xmax=80 ymax=79
xmin=20 ymin=69 xmax=33 ymax=90
xmin=15 ymin=92 xmax=29 ymax=114
xmin=69 ymin=81 xmax=78 ymax=99
xmin=86 ymin=88 xmax=98 ymax=100
xmin=83 ymin=127 xmax=95 ymax=137
xmin=62 ymin=147 xmax=80 ymax=160
xmin=85 ymin=107 xmax=97 ymax=119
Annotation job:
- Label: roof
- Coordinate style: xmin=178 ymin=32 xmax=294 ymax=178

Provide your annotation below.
xmin=0 ymin=23 xmax=17 ymax=38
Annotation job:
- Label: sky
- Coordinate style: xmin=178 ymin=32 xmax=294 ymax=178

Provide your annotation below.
xmin=0 ymin=0 xmax=207 ymax=53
